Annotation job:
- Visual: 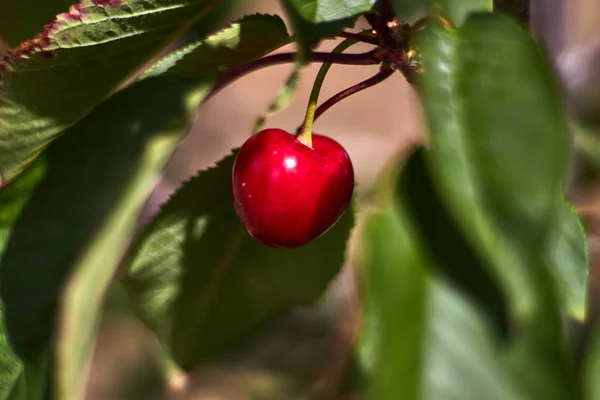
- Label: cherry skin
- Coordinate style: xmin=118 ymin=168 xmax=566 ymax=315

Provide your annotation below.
xmin=232 ymin=128 xmax=354 ymax=248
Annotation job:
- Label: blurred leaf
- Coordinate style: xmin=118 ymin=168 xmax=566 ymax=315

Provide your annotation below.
xmin=124 ymin=152 xmax=355 ymax=369
xmin=0 ymin=311 xmax=26 ymax=399
xmin=422 ymin=279 xmax=524 ymax=400
xmin=143 ymin=13 xmax=291 ymax=79
xmin=358 ymin=199 xmax=523 ymax=400
xmin=417 ymin=13 xmax=576 ymax=398
xmin=188 ymin=0 xmax=236 ymax=40
xmin=253 ymin=68 xmax=300 ymax=132
xmin=493 ymin=0 xmax=529 ymax=26
xmin=391 ymin=0 xmax=491 ymax=24
xmin=0 ymin=14 xmax=293 ymax=398
xmin=4 ymin=351 xmax=49 ymax=400
xmin=0 ymin=162 xmax=46 ymax=256
xmin=0 ymin=0 xmax=221 ymax=185
xmin=399 ymin=149 xmax=509 ymax=335
xmin=279 ymin=0 xmax=376 ymax=62
xmin=359 ymin=204 xmax=427 ymax=399
xmin=430 ymin=0 xmax=492 ymax=26
xmin=584 ymin=322 xmax=600 ymax=400
xmin=0 ymin=158 xmax=48 ymax=400
xmin=390 ymin=0 xmax=427 ymax=21
xmin=543 ymin=201 xmax=589 ymax=321
xmin=0 ymin=76 xmax=212 ymax=400
xmin=417 ymin=12 xmax=568 ymax=320
xmin=0 ymin=0 xmax=74 ymax=46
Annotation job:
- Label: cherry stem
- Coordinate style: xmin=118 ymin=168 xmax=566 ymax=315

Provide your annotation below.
xmin=313 ymin=67 xmax=394 ymax=122
xmin=296 ymin=39 xmax=359 ymax=147
xmin=338 ymin=31 xmax=379 ymax=46
xmin=204 ymin=49 xmax=380 ymax=103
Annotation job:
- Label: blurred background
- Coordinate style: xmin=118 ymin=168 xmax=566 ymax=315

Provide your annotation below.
xmin=3 ymin=0 xmax=600 ymax=398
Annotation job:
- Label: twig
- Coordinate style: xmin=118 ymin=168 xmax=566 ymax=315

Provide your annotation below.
xmin=338 ymin=31 xmax=379 ymax=46
xmin=313 ymin=68 xmax=395 ymax=121
xmin=204 ymin=50 xmax=380 ymax=103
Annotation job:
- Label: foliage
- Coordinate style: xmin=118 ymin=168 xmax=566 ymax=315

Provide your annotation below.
xmin=0 ymin=0 xmax=595 ymax=399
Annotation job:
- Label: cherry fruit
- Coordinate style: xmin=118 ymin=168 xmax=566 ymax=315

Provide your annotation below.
xmin=232 ymin=128 xmax=354 ymax=248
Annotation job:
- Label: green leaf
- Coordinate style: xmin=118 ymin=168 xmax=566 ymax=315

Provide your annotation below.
xmin=0 ymin=0 xmax=221 ymax=185
xmin=358 ymin=202 xmax=523 ymax=400
xmin=416 ymin=13 xmax=577 ymax=399
xmin=430 ymin=0 xmax=493 ymax=26
xmin=398 ymin=149 xmax=509 ymax=334
xmin=0 ymin=311 xmax=26 ymax=399
xmin=279 ymin=0 xmax=376 ymax=62
xmin=544 ymin=201 xmax=589 ymax=321
xmin=253 ymin=68 xmax=301 ymax=132
xmin=142 ymin=13 xmax=291 ymax=79
xmin=391 ymin=0 xmax=492 ymax=24
xmin=124 ymin=152 xmax=355 ymax=369
xmin=584 ymin=322 xmax=600 ymax=400
xmin=0 ymin=0 xmax=74 ymax=46
xmin=4 ymin=351 xmax=49 ymax=400
xmin=422 ymin=279 xmax=524 ymax=400
xmin=359 ymin=205 xmax=427 ymax=399
xmin=416 ymin=12 xmax=568 ymax=319
xmin=0 ymin=76 xmax=212 ymax=400
xmin=391 ymin=0 xmax=428 ymax=21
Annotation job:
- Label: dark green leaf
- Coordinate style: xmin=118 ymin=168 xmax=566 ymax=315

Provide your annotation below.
xmin=391 ymin=0 xmax=491 ymax=25
xmin=358 ymin=200 xmax=523 ymax=400
xmin=430 ymin=0 xmax=492 ymax=26
xmin=143 ymin=13 xmax=291 ymax=78
xmin=279 ymin=0 xmax=376 ymax=62
xmin=124 ymin=152 xmax=355 ymax=369
xmin=399 ymin=149 xmax=509 ymax=336
xmin=0 ymin=0 xmax=221 ymax=184
xmin=417 ymin=12 xmax=568 ymax=319
xmin=390 ymin=0 xmax=427 ymax=21
xmin=0 ymin=76 xmax=212 ymax=399
xmin=0 ymin=0 xmax=74 ymax=46
xmin=416 ymin=13 xmax=576 ymax=398
xmin=584 ymin=322 xmax=600 ymax=400
xmin=0 ymin=158 xmax=47 ymax=400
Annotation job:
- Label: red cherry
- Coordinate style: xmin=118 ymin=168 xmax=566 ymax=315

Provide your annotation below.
xmin=232 ymin=128 xmax=354 ymax=248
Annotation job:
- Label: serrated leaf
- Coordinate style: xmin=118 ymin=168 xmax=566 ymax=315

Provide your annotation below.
xmin=0 ymin=75 xmax=212 ymax=400
xmin=253 ymin=68 xmax=300 ymax=132
xmin=0 ymin=0 xmax=221 ymax=185
xmin=124 ymin=151 xmax=355 ymax=369
xmin=0 ymin=0 xmax=74 ymax=46
xmin=279 ymin=0 xmax=376 ymax=62
xmin=143 ymin=13 xmax=291 ymax=78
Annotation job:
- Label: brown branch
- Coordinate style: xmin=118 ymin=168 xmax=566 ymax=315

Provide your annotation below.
xmin=204 ymin=50 xmax=380 ymax=103
xmin=313 ymin=68 xmax=395 ymax=121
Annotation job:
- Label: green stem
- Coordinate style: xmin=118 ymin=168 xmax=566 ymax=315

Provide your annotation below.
xmin=296 ymin=39 xmax=358 ymax=147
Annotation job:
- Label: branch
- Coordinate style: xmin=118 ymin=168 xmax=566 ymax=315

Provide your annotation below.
xmin=204 ymin=50 xmax=380 ymax=103
xmin=313 ymin=68 xmax=395 ymax=121
xmin=338 ymin=31 xmax=380 ymax=46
